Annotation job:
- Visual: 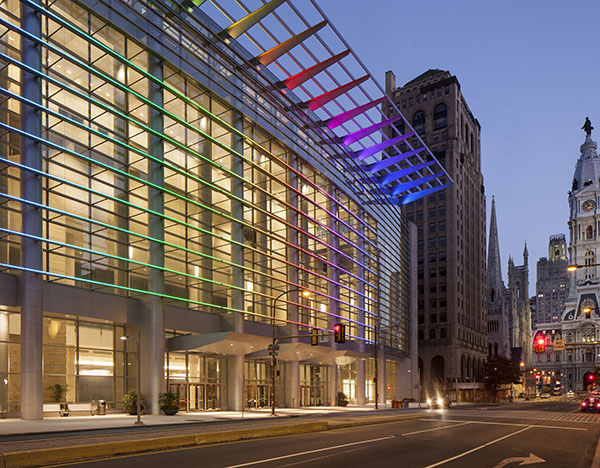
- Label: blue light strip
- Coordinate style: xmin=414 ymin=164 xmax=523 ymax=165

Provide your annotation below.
xmin=400 ymin=183 xmax=453 ymax=205
xmin=378 ymin=161 xmax=435 ymax=186
xmin=390 ymin=173 xmax=443 ymax=196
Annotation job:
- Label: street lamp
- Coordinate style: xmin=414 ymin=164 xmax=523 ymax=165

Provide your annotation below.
xmin=120 ymin=330 xmax=143 ymax=426
xmin=270 ymin=288 xmax=309 ymax=416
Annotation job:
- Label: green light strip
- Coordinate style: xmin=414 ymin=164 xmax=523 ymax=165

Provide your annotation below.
xmin=21 ymin=0 xmax=379 ymax=253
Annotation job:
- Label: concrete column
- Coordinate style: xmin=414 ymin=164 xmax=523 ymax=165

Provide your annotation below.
xmin=20 ymin=0 xmax=43 ymax=420
xmin=356 ymin=209 xmax=366 ymax=405
xmin=227 ymin=355 xmax=244 ymax=411
xmin=329 ymin=365 xmax=338 ymax=406
xmin=141 ymin=54 xmax=165 ymax=415
xmin=285 ymin=361 xmax=300 ymax=408
xmin=228 ymin=111 xmax=244 ymax=410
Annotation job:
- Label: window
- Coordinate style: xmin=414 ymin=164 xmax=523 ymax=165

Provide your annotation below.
xmin=394 ymin=119 xmax=405 ymax=134
xmin=418 ymin=329 xmax=424 ymax=340
xmin=586 ymin=225 xmax=593 ymax=239
xmin=412 ymin=111 xmax=426 ymax=134
xmin=440 ymin=328 xmax=446 ymax=339
xmin=429 ymin=329 xmax=436 ymax=340
xmin=433 ymin=103 xmax=447 ymax=129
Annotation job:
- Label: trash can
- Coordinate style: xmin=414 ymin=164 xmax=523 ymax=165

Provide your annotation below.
xmin=97 ymin=400 xmax=107 ymax=415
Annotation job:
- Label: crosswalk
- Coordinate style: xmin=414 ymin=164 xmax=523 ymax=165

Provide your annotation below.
xmin=449 ymin=408 xmax=600 ymax=424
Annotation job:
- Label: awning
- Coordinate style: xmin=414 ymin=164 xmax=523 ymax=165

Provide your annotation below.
xmin=166 ymin=332 xmax=271 ymax=356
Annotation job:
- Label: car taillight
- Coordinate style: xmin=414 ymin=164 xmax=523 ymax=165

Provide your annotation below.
xmin=582 ymin=402 xmax=587 ymax=406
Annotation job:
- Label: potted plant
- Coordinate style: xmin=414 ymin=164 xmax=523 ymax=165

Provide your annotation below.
xmin=337 ymin=391 xmax=349 ymax=406
xmin=48 ymin=383 xmax=67 ymax=403
xmin=122 ymin=390 xmax=146 ymax=415
xmin=159 ymin=391 xmax=179 ymax=415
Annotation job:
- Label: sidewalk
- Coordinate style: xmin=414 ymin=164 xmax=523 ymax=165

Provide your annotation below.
xmin=0 ymin=406 xmax=427 ymax=468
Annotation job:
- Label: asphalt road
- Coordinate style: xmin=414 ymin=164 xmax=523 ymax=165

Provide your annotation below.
xmin=43 ymin=400 xmax=600 ymax=468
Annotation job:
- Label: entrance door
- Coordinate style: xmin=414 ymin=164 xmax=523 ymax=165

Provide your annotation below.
xmin=206 ymin=384 xmax=220 ymax=410
xmin=169 ymin=383 xmax=187 ymax=410
xmin=188 ymin=384 xmax=205 ymax=411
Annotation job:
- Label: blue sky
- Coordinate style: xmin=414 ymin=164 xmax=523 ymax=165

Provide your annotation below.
xmin=320 ymin=0 xmax=600 ymax=285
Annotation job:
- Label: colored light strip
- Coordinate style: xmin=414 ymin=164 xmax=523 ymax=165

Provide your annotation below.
xmin=390 ymin=173 xmax=443 ymax=196
xmin=353 ymin=133 xmax=413 ymax=161
xmin=342 ymin=115 xmax=405 ymax=146
xmin=304 ymin=75 xmax=368 ymax=111
xmin=378 ymin=161 xmax=435 ymax=186
xmin=400 ymin=183 xmax=452 ymax=205
xmin=283 ymin=50 xmax=349 ymax=90
xmin=325 ymin=97 xmax=386 ymax=129
xmin=220 ymin=0 xmax=285 ymax=39
xmin=21 ymin=1 xmax=379 ymax=256
xmin=256 ymin=20 xmax=327 ymax=66
xmin=367 ymin=147 xmax=425 ymax=173
xmin=0 ymin=57 xmax=375 ymax=286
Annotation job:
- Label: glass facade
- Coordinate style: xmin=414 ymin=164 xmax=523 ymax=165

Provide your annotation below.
xmin=0 ymin=0 xmax=419 ymax=416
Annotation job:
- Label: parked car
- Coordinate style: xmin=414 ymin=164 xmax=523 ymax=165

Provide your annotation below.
xmin=567 ymin=390 xmax=575 ymax=397
xmin=540 ymin=392 xmax=551 ymax=399
xmin=581 ymin=396 xmax=600 ymax=412
xmin=426 ymin=395 xmax=451 ymax=409
xmin=518 ymin=392 xmax=526 ymax=398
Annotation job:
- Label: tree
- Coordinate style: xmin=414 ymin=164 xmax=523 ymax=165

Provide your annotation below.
xmin=484 ymin=357 xmax=522 ymax=402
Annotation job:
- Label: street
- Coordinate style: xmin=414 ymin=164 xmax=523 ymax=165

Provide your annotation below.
xmin=38 ymin=398 xmax=600 ymax=468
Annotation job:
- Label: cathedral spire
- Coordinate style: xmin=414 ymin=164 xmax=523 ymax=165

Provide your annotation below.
xmin=523 ymin=241 xmax=528 ymax=265
xmin=487 ymin=196 xmax=503 ymax=289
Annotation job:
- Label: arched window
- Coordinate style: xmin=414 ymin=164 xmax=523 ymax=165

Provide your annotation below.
xmin=412 ymin=111 xmax=426 ymax=134
xmin=490 ymin=288 xmax=495 ymax=303
xmin=585 ymin=250 xmax=595 ymax=266
xmin=433 ymin=103 xmax=447 ymax=130
xmin=586 ymin=225 xmax=594 ymax=239
xmin=440 ymin=328 xmax=446 ymax=339
xmin=429 ymin=328 xmax=436 ymax=340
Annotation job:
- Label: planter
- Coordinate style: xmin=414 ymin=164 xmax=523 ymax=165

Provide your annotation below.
xmin=161 ymin=405 xmax=179 ymax=415
xmin=126 ymin=405 xmax=144 ymax=415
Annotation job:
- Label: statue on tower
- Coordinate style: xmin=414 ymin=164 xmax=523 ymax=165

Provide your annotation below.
xmin=583 ymin=117 xmax=593 ymax=135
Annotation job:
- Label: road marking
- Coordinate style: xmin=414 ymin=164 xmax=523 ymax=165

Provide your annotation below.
xmin=420 ymin=418 xmax=587 ymax=431
xmin=592 ymin=434 xmax=600 ymax=468
xmin=277 ymin=447 xmax=364 ymax=468
xmin=401 ymin=421 xmax=472 ymax=436
xmin=493 ymin=453 xmax=545 ymax=467
xmin=422 ymin=426 xmax=533 ymax=468
xmin=224 ymin=435 xmax=394 ymax=468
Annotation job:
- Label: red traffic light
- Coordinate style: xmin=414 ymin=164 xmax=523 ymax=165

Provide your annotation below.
xmin=333 ymin=323 xmax=345 ymax=343
xmin=589 ymin=374 xmax=595 ymax=381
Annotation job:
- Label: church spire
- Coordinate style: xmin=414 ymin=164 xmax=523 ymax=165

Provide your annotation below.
xmin=487 ymin=196 xmax=503 ymax=289
xmin=523 ymin=241 xmax=529 ymax=265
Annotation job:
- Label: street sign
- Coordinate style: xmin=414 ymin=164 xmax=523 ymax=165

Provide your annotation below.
xmin=553 ymin=339 xmax=565 ymax=350
xmin=268 ymin=343 xmax=280 ymax=351
xmin=268 ymin=351 xmax=278 ymax=356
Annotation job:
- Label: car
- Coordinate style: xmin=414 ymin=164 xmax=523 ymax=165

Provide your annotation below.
xmin=540 ymin=392 xmax=551 ymax=399
xmin=567 ymin=390 xmax=575 ymax=397
xmin=518 ymin=392 xmax=526 ymax=398
xmin=426 ymin=395 xmax=451 ymax=409
xmin=581 ymin=396 xmax=600 ymax=412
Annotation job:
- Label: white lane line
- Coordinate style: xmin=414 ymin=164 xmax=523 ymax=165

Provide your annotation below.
xmin=401 ymin=422 xmax=472 ymax=436
xmin=224 ymin=436 xmax=394 ymax=468
xmin=592 ymin=433 xmax=600 ymax=468
xmin=419 ymin=418 xmax=587 ymax=431
xmin=422 ymin=426 xmax=533 ymax=468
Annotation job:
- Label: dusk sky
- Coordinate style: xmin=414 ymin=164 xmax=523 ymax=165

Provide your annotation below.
xmin=321 ymin=1 xmax=600 ymax=285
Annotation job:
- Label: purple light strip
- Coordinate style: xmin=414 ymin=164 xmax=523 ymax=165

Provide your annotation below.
xmin=391 ymin=173 xmax=443 ymax=196
xmin=283 ymin=50 xmax=349 ymax=90
xmin=367 ymin=147 xmax=425 ymax=173
xmin=325 ymin=97 xmax=386 ymax=129
xmin=354 ymin=133 xmax=413 ymax=161
xmin=305 ymin=75 xmax=368 ymax=111
xmin=400 ymin=183 xmax=452 ymax=205
xmin=342 ymin=115 xmax=404 ymax=146
xmin=378 ymin=161 xmax=435 ymax=186
xmin=256 ymin=20 xmax=327 ymax=66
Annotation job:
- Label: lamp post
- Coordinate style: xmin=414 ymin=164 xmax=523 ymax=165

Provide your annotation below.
xmin=120 ymin=330 xmax=143 ymax=426
xmin=270 ymin=288 xmax=309 ymax=416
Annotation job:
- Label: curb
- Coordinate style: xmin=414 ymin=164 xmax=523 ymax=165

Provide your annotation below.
xmin=1 ymin=414 xmax=423 ymax=468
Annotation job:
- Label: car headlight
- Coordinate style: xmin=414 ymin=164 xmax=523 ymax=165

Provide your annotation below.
xmin=426 ymin=398 xmax=432 ymax=405
xmin=437 ymin=398 xmax=444 ymax=406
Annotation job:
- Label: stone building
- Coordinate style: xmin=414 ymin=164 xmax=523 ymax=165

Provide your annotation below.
xmin=535 ymin=235 xmax=568 ymax=326
xmin=507 ymin=246 xmax=533 ymax=367
xmin=486 ymin=198 xmax=511 ymax=359
xmin=384 ymin=69 xmax=487 ymax=397
xmin=534 ymin=125 xmax=600 ymax=391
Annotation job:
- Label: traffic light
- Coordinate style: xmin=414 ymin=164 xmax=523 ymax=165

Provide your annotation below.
xmin=535 ymin=337 xmax=545 ymax=353
xmin=333 ymin=323 xmax=345 ymax=343
xmin=311 ymin=329 xmax=318 ymax=346
xmin=589 ymin=374 xmax=595 ymax=382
